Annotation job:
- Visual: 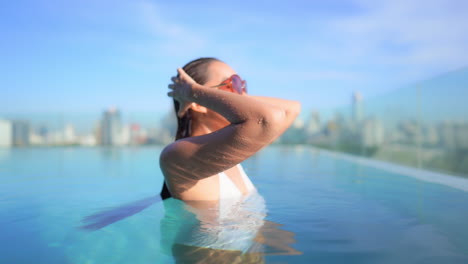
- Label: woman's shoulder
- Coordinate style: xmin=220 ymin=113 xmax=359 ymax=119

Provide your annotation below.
xmin=159 ymin=139 xmax=194 ymax=166
xmin=159 ymin=140 xmax=192 ymax=179
xmin=159 ymin=138 xmax=223 ymax=182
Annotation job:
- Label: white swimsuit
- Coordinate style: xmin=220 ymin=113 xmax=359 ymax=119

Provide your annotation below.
xmin=160 ymin=164 xmax=266 ymax=254
xmin=218 ymin=164 xmax=256 ymax=200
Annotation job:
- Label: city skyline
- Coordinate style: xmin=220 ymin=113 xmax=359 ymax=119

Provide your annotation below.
xmin=2 ymin=96 xmax=467 ymax=177
xmin=2 ymin=64 xmax=467 ymax=133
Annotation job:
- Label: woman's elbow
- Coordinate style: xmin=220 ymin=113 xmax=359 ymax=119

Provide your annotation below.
xmin=262 ymin=107 xmax=286 ymax=127
xmin=245 ymin=103 xmax=300 ymax=138
xmin=255 ymin=108 xmax=289 ymax=136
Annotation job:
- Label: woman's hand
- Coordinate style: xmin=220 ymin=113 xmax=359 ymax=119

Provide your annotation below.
xmin=168 ymin=68 xmax=198 ymax=117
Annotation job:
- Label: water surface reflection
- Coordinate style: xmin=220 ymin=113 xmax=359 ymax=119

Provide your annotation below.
xmin=160 ymin=191 xmax=301 ymax=263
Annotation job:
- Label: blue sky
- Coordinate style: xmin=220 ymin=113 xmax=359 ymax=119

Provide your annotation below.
xmin=1 ymin=0 xmax=467 ymax=120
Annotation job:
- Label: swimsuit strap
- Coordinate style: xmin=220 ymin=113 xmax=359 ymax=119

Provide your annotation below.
xmin=219 ymin=171 xmax=242 ymax=199
xmin=236 ymin=164 xmax=255 ymax=192
xmin=219 ymin=164 xmax=256 ymax=200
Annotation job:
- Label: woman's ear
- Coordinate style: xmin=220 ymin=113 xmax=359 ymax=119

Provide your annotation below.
xmin=190 ymin=102 xmax=208 ymax=114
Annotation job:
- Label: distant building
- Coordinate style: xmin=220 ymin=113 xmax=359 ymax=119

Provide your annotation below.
xmin=80 ymin=134 xmax=97 ymax=146
xmin=120 ymin=124 xmax=132 ymax=145
xmin=148 ymin=127 xmax=173 ymax=145
xmin=444 ymin=121 xmax=468 ymax=150
xmin=128 ymin=123 xmax=156 ymax=145
xmin=33 ymin=125 xmax=49 ymax=145
xmin=0 ymin=119 xmax=12 ymax=147
xmin=352 ymin=91 xmax=363 ymax=124
xmin=12 ymin=120 xmax=30 ymax=146
xmin=280 ymin=118 xmax=306 ymax=144
xmin=100 ymin=107 xmax=122 ymax=146
xmin=293 ymin=118 xmax=304 ymax=130
xmin=455 ymin=122 xmax=468 ymax=149
xmin=47 ymin=130 xmax=65 ymax=145
xmin=305 ymin=110 xmax=321 ymax=136
xmin=37 ymin=125 xmax=48 ymax=138
xmin=438 ymin=121 xmax=456 ymax=150
xmin=63 ymin=124 xmax=77 ymax=144
xmin=398 ymin=120 xmax=419 ymax=144
xmin=424 ymin=125 xmax=439 ymax=146
xmin=361 ymin=118 xmax=384 ymax=147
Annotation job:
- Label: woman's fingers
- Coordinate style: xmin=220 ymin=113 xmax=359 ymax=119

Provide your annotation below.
xmin=167 ymin=92 xmax=189 ymax=117
xmin=167 ymin=68 xmax=197 ymax=114
xmin=177 ymin=68 xmax=196 ymax=84
xmin=177 ymin=102 xmax=192 ymax=117
xmin=172 ymin=68 xmax=197 ymax=86
xmin=167 ymin=91 xmax=190 ymax=116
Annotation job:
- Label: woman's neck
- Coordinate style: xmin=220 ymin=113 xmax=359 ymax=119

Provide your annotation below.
xmin=191 ymin=121 xmax=214 ymax=137
xmin=190 ymin=112 xmax=229 ymax=137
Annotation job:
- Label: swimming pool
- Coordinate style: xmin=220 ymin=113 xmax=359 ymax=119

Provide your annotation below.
xmin=1 ymin=146 xmax=467 ymax=263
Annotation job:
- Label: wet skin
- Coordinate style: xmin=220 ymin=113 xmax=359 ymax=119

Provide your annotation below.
xmin=160 ymin=61 xmax=301 ymax=201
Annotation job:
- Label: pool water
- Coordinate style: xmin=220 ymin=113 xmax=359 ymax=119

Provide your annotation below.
xmin=1 ymin=146 xmax=467 ymax=263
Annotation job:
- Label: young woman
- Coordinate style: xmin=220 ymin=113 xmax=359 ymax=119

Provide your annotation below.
xmin=160 ymin=57 xmax=301 ymax=201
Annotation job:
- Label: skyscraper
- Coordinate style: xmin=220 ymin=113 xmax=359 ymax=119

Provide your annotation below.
xmin=0 ymin=119 xmax=12 ymax=147
xmin=361 ymin=118 xmax=384 ymax=147
xmin=12 ymin=120 xmax=30 ymax=146
xmin=63 ymin=124 xmax=77 ymax=144
xmin=352 ymin=91 xmax=363 ymax=123
xmin=100 ymin=107 xmax=122 ymax=146
xmin=305 ymin=110 xmax=321 ymax=135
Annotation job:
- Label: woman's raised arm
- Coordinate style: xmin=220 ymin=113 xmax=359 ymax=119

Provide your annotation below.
xmin=160 ymin=68 xmax=300 ymax=193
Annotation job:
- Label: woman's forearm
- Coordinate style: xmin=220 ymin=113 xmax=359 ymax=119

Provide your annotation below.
xmin=248 ymin=96 xmax=301 ymax=118
xmin=187 ymin=85 xmax=283 ymax=125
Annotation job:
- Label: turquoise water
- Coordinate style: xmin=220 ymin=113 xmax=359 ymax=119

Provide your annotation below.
xmin=1 ymin=146 xmax=468 ymax=263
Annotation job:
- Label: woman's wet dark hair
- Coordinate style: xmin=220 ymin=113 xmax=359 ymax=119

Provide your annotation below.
xmin=161 ymin=57 xmax=220 ymax=200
